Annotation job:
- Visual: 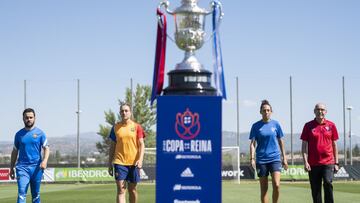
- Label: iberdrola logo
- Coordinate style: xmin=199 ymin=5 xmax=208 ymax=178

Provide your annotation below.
xmin=175 ymin=108 xmax=201 ymax=140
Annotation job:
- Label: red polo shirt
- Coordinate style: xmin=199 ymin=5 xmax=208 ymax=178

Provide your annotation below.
xmin=300 ymin=119 xmax=339 ymax=166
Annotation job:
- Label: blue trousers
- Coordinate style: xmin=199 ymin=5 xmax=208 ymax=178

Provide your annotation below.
xmin=16 ymin=165 xmax=43 ymax=203
xmin=308 ymin=165 xmax=334 ymax=203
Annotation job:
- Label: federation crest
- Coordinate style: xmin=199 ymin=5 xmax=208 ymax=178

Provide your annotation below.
xmin=175 ymin=108 xmax=201 ymax=140
xmin=33 ymin=134 xmax=38 ymax=138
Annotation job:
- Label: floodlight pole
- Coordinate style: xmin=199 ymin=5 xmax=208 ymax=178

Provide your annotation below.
xmin=130 ymin=78 xmax=133 ymax=113
xmin=342 ymin=77 xmax=347 ymax=165
xmin=76 ymin=79 xmax=81 ymax=168
xmin=347 ymin=106 xmax=353 ymax=165
xmin=24 ymin=80 xmax=27 ymax=109
xmin=290 ymin=76 xmax=294 ymax=165
xmin=236 ymin=76 xmax=240 ymax=184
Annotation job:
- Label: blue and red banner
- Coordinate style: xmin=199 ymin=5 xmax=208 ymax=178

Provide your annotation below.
xmin=212 ymin=1 xmax=226 ymax=99
xmin=151 ymin=8 xmax=167 ymax=104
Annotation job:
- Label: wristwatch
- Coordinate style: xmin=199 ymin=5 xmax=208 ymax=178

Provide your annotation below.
xmin=335 ymin=163 xmax=339 ymax=166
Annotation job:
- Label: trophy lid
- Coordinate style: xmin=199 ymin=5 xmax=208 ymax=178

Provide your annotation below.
xmin=173 ymin=0 xmax=209 ymax=15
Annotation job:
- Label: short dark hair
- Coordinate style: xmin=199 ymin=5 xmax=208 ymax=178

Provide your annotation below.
xmin=23 ymin=108 xmax=36 ymax=117
xmin=260 ymin=100 xmax=272 ymax=111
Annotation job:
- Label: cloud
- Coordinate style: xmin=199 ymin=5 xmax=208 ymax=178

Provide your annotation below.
xmin=223 ymin=99 xmax=235 ymax=105
xmin=222 ymin=99 xmax=259 ymax=108
xmin=242 ymin=100 xmax=257 ymax=108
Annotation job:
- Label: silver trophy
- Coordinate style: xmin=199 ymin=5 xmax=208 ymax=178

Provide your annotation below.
xmin=159 ymin=0 xmax=223 ymax=95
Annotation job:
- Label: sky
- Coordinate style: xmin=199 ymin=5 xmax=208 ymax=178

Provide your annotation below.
xmin=1 ymin=0 xmax=360 ymax=145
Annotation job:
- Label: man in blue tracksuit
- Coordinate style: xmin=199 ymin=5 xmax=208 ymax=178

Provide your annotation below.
xmin=10 ymin=108 xmax=50 ymax=203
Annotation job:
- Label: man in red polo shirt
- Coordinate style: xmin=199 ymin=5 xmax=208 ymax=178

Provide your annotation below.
xmin=301 ymin=103 xmax=339 ymax=203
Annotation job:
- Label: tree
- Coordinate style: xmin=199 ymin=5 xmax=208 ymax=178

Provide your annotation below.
xmin=55 ymin=150 xmax=61 ymax=164
xmin=96 ymin=110 xmax=118 ymax=155
xmin=96 ymin=84 xmax=156 ymax=157
xmin=353 ymin=144 xmax=360 ymax=157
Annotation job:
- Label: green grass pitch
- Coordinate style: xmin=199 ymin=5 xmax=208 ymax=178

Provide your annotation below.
xmin=1 ymin=181 xmax=359 ymax=202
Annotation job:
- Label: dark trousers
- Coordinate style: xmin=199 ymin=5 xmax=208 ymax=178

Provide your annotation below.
xmin=308 ymin=165 xmax=334 ymax=203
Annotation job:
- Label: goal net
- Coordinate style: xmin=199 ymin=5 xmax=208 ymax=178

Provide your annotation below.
xmin=222 ymin=146 xmax=240 ymax=183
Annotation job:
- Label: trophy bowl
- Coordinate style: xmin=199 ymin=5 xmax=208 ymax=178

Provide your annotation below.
xmin=175 ymin=14 xmax=206 ymax=52
xmin=159 ymin=0 xmax=220 ymax=95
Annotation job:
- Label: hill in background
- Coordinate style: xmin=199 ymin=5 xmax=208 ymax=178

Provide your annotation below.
xmin=222 ymin=131 xmax=360 ymax=153
xmin=0 ymin=132 xmax=101 ymax=157
xmin=1 ymin=131 xmax=359 ymax=156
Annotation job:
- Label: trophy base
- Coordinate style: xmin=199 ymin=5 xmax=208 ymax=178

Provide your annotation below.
xmin=163 ymin=69 xmax=216 ymax=95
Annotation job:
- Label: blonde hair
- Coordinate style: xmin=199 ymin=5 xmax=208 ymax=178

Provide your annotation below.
xmin=120 ymin=102 xmax=131 ymax=109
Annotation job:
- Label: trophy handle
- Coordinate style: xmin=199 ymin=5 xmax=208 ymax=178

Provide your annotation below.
xmin=159 ymin=0 xmax=175 ymax=15
xmin=158 ymin=0 xmax=176 ymax=43
xmin=204 ymin=1 xmax=224 ymax=43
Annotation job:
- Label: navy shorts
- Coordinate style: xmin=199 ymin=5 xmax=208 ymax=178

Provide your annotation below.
xmin=256 ymin=161 xmax=282 ymax=177
xmin=113 ymin=164 xmax=140 ymax=183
